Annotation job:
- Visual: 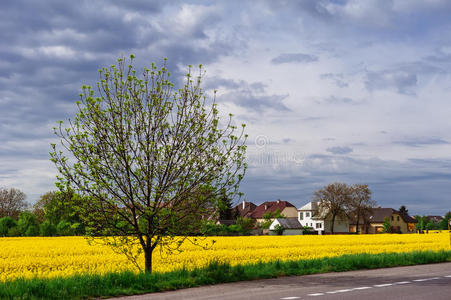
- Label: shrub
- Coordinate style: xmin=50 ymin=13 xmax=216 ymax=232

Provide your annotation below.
xmin=7 ymin=226 xmax=21 ymax=237
xmin=273 ymin=224 xmax=285 ymax=235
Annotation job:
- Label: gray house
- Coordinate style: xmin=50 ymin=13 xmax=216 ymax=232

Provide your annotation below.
xmin=269 ymin=218 xmax=303 ymax=235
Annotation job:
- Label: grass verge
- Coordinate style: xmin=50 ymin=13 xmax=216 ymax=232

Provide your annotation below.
xmin=1 ymin=250 xmax=451 ymax=299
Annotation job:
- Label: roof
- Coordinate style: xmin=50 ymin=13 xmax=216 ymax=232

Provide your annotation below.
xmin=216 ymin=219 xmax=237 ymax=226
xmin=427 ymin=216 xmax=444 ymax=223
xmin=233 ymin=201 xmax=257 ymax=218
xmin=249 ymin=200 xmax=296 ymax=219
xmin=298 ymin=201 xmax=319 ymax=211
xmin=274 ymin=218 xmax=303 ymax=229
xmin=366 ymin=208 xmax=417 ymax=223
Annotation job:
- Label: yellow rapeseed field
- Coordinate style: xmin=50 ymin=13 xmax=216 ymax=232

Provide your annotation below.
xmin=0 ymin=233 xmax=449 ymax=281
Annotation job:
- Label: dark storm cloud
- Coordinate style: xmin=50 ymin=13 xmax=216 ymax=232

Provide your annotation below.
xmin=271 ymin=53 xmax=318 ymax=64
xmin=0 ymin=0 xmax=241 ymax=202
xmin=265 ymin=1 xmax=451 ymax=36
xmin=242 ymin=154 xmax=451 ymax=215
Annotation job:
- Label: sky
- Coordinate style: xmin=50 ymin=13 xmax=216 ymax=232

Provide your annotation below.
xmin=1 ymin=0 xmax=451 ymax=215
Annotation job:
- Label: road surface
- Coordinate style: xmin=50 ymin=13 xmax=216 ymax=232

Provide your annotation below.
xmin=113 ymin=262 xmax=451 ymax=300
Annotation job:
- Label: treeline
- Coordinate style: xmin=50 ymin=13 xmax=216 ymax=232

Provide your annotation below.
xmin=414 ymin=213 xmax=451 ymax=231
xmin=0 ymin=188 xmax=84 ymax=237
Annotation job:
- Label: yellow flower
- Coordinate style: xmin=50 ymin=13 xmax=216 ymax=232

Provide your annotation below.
xmin=0 ymin=233 xmax=448 ymax=281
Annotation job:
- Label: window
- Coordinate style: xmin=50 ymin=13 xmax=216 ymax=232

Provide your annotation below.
xmin=316 ymin=223 xmax=322 ymax=229
xmin=299 ymin=212 xmax=303 ymax=220
xmin=391 ymin=216 xmax=394 ymax=221
xmin=306 ymin=212 xmax=310 ymax=218
xmin=397 ymin=216 xmax=400 ymax=221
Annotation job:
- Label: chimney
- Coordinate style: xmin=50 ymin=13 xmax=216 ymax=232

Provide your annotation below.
xmin=242 ymin=200 xmax=246 ymax=210
xmin=276 ymin=199 xmax=280 ymax=204
xmin=264 ymin=204 xmax=268 ymax=210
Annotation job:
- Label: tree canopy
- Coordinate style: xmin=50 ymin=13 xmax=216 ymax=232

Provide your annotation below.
xmin=314 ymin=182 xmax=350 ymax=234
xmin=50 ymin=55 xmax=247 ymax=273
xmin=0 ymin=187 xmax=27 ymax=219
xmin=348 ymin=184 xmax=375 ymax=234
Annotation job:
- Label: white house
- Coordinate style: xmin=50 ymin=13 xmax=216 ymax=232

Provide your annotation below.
xmin=298 ymin=201 xmax=350 ymax=234
xmin=298 ymin=201 xmax=324 ymax=234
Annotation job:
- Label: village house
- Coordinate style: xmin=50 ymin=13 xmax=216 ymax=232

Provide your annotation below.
xmin=269 ymin=218 xmax=303 ymax=235
xmin=350 ymin=208 xmax=417 ymax=234
xmin=249 ymin=199 xmax=298 ymax=224
xmin=232 ymin=200 xmax=257 ymax=219
xmin=298 ymin=201 xmax=350 ymax=235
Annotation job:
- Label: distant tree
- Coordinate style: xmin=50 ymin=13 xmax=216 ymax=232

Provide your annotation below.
xmin=425 ymin=221 xmax=438 ymax=230
xmin=414 ymin=215 xmax=424 ymax=231
xmin=33 ymin=191 xmax=82 ymax=228
xmin=50 ymin=55 xmax=247 ymax=273
xmin=438 ymin=212 xmax=451 ymax=230
xmin=236 ymin=217 xmax=255 ymax=235
xmin=314 ymin=182 xmax=351 ymax=234
xmin=0 ymin=217 xmax=17 ymax=237
xmin=0 ymin=188 xmax=27 ymax=218
xmin=17 ymin=211 xmax=39 ymax=236
xmin=260 ymin=208 xmax=285 ymax=229
xmin=40 ymin=220 xmax=57 ymax=236
xmin=217 ymin=189 xmax=235 ymax=220
xmin=56 ymin=220 xmax=75 ymax=236
xmin=348 ymin=184 xmax=375 ymax=234
xmin=398 ymin=205 xmax=409 ymax=216
xmin=382 ymin=217 xmax=392 ymax=233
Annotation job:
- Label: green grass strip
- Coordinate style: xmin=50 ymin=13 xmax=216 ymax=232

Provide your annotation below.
xmin=1 ymin=250 xmax=451 ymax=299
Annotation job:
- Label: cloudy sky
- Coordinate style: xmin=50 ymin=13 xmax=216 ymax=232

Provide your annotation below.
xmin=1 ymin=0 xmax=451 ymax=215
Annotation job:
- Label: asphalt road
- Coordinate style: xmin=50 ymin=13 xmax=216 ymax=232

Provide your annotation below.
xmin=114 ymin=262 xmax=451 ymax=300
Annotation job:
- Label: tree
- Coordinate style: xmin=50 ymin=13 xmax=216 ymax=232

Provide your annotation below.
xmin=40 ymin=220 xmax=57 ymax=236
xmin=314 ymin=182 xmax=350 ymax=234
xmin=0 ymin=188 xmax=27 ymax=218
xmin=0 ymin=217 xmax=17 ymax=237
xmin=260 ymin=208 xmax=285 ymax=229
xmin=236 ymin=217 xmax=255 ymax=235
xmin=50 ymin=55 xmax=247 ymax=273
xmin=398 ymin=205 xmax=408 ymax=216
xmin=348 ymin=184 xmax=375 ymax=234
xmin=33 ymin=191 xmax=83 ymax=232
xmin=17 ymin=211 xmax=39 ymax=236
xmin=382 ymin=217 xmax=392 ymax=233
xmin=439 ymin=212 xmax=451 ymax=230
xmin=414 ymin=215 xmax=427 ymax=231
xmin=217 ymin=189 xmax=236 ymax=220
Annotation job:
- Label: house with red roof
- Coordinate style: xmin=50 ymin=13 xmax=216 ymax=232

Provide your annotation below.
xmin=249 ymin=199 xmax=298 ymax=224
xmin=233 ymin=200 xmax=257 ymax=219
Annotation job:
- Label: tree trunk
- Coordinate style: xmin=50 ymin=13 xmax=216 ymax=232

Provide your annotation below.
xmin=144 ymin=246 xmax=153 ymax=273
xmin=355 ymin=209 xmax=360 ymax=234
xmin=330 ymin=214 xmax=336 ymax=234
